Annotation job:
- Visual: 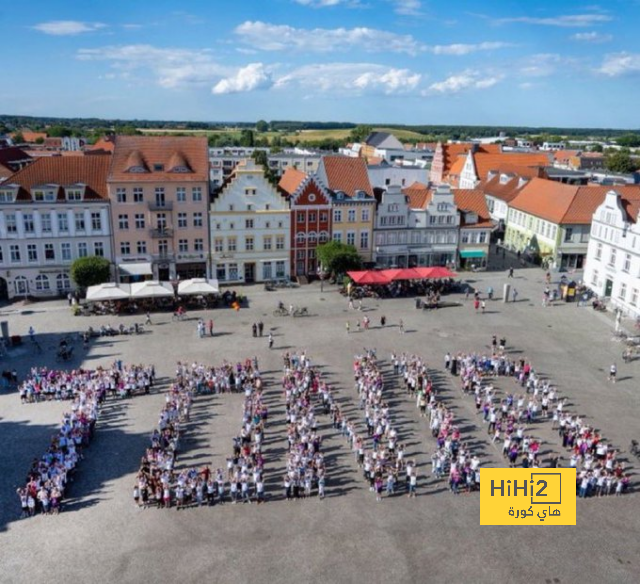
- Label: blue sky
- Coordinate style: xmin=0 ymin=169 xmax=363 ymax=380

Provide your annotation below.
xmin=2 ymin=0 xmax=639 ymax=127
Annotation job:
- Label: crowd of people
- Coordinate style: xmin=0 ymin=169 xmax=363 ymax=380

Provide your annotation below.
xmin=19 ymin=363 xmax=155 ymax=403
xmin=133 ymin=359 xmax=267 ymax=509
xmin=281 ymin=352 xmax=326 ymax=500
xmin=451 ymin=343 xmax=631 ymax=497
xmin=17 ymin=372 xmax=105 ymax=516
xmin=391 ymin=353 xmax=482 ymax=494
xmin=353 ymin=350 xmax=417 ymax=500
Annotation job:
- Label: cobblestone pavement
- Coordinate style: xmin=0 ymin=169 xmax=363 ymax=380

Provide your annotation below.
xmin=0 ymin=260 xmax=638 ymax=584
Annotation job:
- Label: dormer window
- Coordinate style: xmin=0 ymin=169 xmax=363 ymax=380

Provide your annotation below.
xmin=65 ymin=187 xmax=84 ymax=201
xmin=0 ymin=186 xmax=18 ymax=203
xmin=33 ymin=187 xmax=57 ymax=202
xmin=129 ymin=166 xmax=147 ymax=173
xmin=499 ymin=174 xmax=509 ymax=185
xmin=153 ymin=163 xmax=165 ymax=172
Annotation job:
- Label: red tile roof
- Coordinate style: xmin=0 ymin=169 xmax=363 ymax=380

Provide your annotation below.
xmin=508 ymin=179 xmax=640 ymax=224
xmin=278 ymin=167 xmax=308 ymax=196
xmin=402 ymin=181 xmax=432 ymax=209
xmin=14 ymin=131 xmax=47 ymax=143
xmin=4 ymin=155 xmax=111 ymax=201
xmin=473 ymin=152 xmax=550 ymax=180
xmin=109 ymin=135 xmax=208 ymax=182
xmin=441 ymin=143 xmax=501 ymax=175
xmin=478 ymin=172 xmax=531 ymax=204
xmin=319 ymin=156 xmax=373 ymax=198
xmin=90 ymin=137 xmax=116 ymax=153
xmin=453 ymin=189 xmax=493 ymax=228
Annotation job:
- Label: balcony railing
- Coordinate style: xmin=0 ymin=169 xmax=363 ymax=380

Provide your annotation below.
xmin=148 ymin=201 xmax=174 ymax=211
xmin=151 ymin=252 xmax=173 ymax=261
xmin=150 ymin=228 xmax=173 ymax=239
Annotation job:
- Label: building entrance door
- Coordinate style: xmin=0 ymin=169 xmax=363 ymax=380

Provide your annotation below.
xmin=604 ymin=279 xmax=613 ymax=297
xmin=244 ymin=262 xmax=255 ymax=283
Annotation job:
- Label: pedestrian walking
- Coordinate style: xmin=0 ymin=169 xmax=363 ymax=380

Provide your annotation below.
xmin=399 ymin=319 xmax=405 ymax=334
xmin=348 ymin=298 xmax=354 ymax=310
xmin=346 ymin=321 xmax=351 ymax=334
xmin=268 ymin=333 xmax=274 ymax=349
xmin=252 ymin=323 xmax=257 ymax=337
xmin=609 ymin=363 xmax=617 ymax=383
xmin=208 ymin=319 xmax=214 ymax=336
xmin=474 ymin=298 xmax=480 ymax=312
xmin=145 ymin=311 xmax=152 ymax=326
xmin=258 ymin=321 xmax=264 ymax=337
xmin=512 ymin=288 xmax=518 ymax=303
xmin=358 ymin=299 xmax=363 ymax=311
xmin=487 ymin=286 xmax=494 ymax=300
xmin=508 ymin=267 xmax=514 ymax=278
xmin=380 ymin=315 xmax=386 ymax=327
xmin=465 ymin=287 xmax=471 ymax=301
xmin=481 ymin=300 xmax=486 ymax=314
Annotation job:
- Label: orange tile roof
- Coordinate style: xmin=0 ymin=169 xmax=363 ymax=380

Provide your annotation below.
xmin=402 ymin=181 xmax=432 ymax=209
xmin=508 ymin=178 xmax=636 ymax=224
xmin=278 ymin=167 xmax=307 ymax=196
xmin=4 ymin=155 xmax=111 ymax=201
xmin=109 ymin=135 xmax=208 ymax=182
xmin=14 ymin=131 xmax=47 ymax=143
xmin=447 ymin=156 xmax=467 ymax=186
xmin=478 ymin=173 xmax=530 ymax=203
xmin=473 ymin=152 xmax=550 ymax=181
xmin=441 ymin=143 xmax=501 ymax=176
xmin=320 ymin=156 xmax=373 ymax=198
xmin=554 ymin=149 xmax=579 ymax=162
xmin=91 ymin=137 xmax=116 ymax=153
xmin=453 ymin=189 xmax=493 ymax=228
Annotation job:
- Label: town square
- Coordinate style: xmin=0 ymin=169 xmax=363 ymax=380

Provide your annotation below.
xmin=0 ymin=260 xmax=638 ymax=584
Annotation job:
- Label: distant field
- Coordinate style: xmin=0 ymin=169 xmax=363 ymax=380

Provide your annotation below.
xmin=138 ymin=126 xmax=431 ymax=144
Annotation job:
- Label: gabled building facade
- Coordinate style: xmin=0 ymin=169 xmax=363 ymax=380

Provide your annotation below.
xmin=584 ymin=189 xmax=640 ymax=316
xmin=209 ymin=160 xmax=290 ymax=283
xmin=108 ymin=136 xmax=209 ymax=282
xmin=279 ymin=171 xmax=332 ymax=277
xmin=453 ymin=189 xmax=493 ymax=268
xmin=0 ymin=156 xmax=112 ymax=299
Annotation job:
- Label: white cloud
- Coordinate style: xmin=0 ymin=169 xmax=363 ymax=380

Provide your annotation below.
xmin=274 ymin=62 xmax=421 ymax=95
xmin=294 ymin=0 xmax=360 ymax=6
xmin=430 ymin=41 xmax=513 ymax=55
xmin=496 ymin=13 xmax=612 ymax=27
xmin=77 ymin=44 xmax=229 ymax=88
xmin=570 ymin=31 xmax=612 ymax=43
xmin=597 ymin=52 xmax=640 ymax=77
xmin=391 ymin=0 xmax=423 ymax=16
xmin=212 ymin=63 xmax=273 ymax=94
xmin=425 ymin=70 xmax=503 ymax=95
xmin=32 ymin=20 xmax=106 ymax=35
xmin=518 ymin=53 xmax=578 ymax=77
xmin=235 ymin=21 xmax=425 ymax=55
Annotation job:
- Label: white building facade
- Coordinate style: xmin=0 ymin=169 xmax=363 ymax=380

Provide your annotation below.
xmin=0 ymin=185 xmax=112 ymax=299
xmin=209 ymin=160 xmax=291 ymax=284
xmin=584 ymin=189 xmax=640 ymax=317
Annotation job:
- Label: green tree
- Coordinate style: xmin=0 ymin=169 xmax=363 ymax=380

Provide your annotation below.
xmin=251 ymin=150 xmax=278 ymax=185
xmin=616 ymin=134 xmax=640 ymax=148
xmin=605 ymin=151 xmax=638 ymax=174
xmin=239 ymin=129 xmax=255 ymax=147
xmin=349 ymin=124 xmax=373 ymax=143
xmin=12 ymin=132 xmax=24 ymax=143
xmin=70 ymin=256 xmax=111 ymax=289
xmin=317 ymin=240 xmax=362 ymax=276
xmin=255 ymin=119 xmax=269 ymax=133
xmin=588 ymin=143 xmax=604 ymax=153
xmin=47 ymin=125 xmax=72 ymax=137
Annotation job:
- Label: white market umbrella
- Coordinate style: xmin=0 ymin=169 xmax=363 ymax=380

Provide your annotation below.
xmin=177 ymin=278 xmax=219 ymax=296
xmin=130 ymin=280 xmax=174 ymax=299
xmin=86 ymin=283 xmax=130 ymax=302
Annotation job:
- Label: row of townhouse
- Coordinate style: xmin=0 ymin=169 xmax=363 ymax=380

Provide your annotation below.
xmin=0 ymin=136 xmax=494 ymax=300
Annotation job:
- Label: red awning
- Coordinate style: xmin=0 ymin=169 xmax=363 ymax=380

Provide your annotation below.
xmin=423 ymin=267 xmax=457 ymax=279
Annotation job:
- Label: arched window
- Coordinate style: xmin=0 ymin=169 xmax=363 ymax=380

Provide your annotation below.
xmin=35 ymin=274 xmax=50 ymax=291
xmin=296 ymin=232 xmax=306 ymax=244
xmin=14 ymin=276 xmax=28 ymax=295
xmin=307 ymin=231 xmax=317 ymax=244
xmin=56 ymin=273 xmax=71 ymax=291
xmin=319 ymin=231 xmax=329 ymax=243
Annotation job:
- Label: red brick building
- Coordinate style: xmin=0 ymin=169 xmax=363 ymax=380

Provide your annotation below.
xmin=279 ymin=169 xmax=332 ymax=277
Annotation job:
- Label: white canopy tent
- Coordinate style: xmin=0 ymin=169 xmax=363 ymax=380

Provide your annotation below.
xmin=177 ymin=278 xmax=219 ymax=296
xmin=130 ymin=281 xmax=174 ymax=299
xmin=86 ymin=283 xmax=131 ymax=302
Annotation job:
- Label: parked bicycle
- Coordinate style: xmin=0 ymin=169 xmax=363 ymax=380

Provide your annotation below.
xmin=293 ymin=307 xmax=309 ymax=317
xmin=273 ymin=307 xmax=289 ymax=317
